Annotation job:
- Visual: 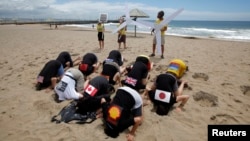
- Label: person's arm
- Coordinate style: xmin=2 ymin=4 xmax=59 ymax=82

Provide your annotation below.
xmin=93 ymin=61 xmax=101 ymax=73
xmin=161 ymin=26 xmax=167 ymax=32
xmin=175 ymin=79 xmax=187 ymax=97
xmin=126 ymin=116 xmax=142 ymax=141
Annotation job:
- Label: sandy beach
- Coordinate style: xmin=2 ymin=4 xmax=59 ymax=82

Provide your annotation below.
xmin=0 ymin=24 xmax=249 ymax=141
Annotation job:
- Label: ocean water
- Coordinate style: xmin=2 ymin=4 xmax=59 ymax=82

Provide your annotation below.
xmin=67 ymin=20 xmax=250 ymax=41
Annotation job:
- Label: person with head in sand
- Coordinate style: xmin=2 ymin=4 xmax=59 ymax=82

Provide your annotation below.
xmin=54 ymin=68 xmax=86 ymax=102
xmin=76 ymin=75 xmax=115 ymax=118
xmin=150 ymin=10 xmax=168 ymax=59
xmin=122 ymin=55 xmax=153 ymax=92
xmin=56 ymin=51 xmax=81 ymax=71
xmin=145 ymin=59 xmax=189 ymax=115
xmin=97 ymin=21 xmax=105 ymax=50
xmin=35 ymin=60 xmax=64 ymax=92
xmin=79 ymin=52 xmax=101 ymax=80
xmin=102 ymin=50 xmax=126 ymax=86
xmin=100 ymin=86 xmax=143 ymax=141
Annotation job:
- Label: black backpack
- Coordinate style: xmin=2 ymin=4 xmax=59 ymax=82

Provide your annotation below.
xmin=51 ymin=101 xmax=97 ymax=124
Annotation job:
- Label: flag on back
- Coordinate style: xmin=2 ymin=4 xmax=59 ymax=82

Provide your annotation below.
xmin=154 ymin=89 xmax=171 ymax=103
xmin=84 ymin=84 xmax=98 ymax=97
xmin=37 ymin=76 xmax=44 ymax=83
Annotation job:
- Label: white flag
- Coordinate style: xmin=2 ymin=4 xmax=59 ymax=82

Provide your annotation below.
xmin=154 ymin=89 xmax=171 ymax=103
xmin=84 ymin=84 xmax=98 ymax=97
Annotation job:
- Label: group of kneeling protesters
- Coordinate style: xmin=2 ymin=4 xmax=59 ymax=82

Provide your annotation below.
xmin=35 ymin=50 xmax=189 ymax=141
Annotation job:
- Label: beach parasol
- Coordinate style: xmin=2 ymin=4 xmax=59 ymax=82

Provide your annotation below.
xmin=129 ymin=8 xmax=149 ymax=37
xmin=112 ymin=6 xmax=148 ymax=35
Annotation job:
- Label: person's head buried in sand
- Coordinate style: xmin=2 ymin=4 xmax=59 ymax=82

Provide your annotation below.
xmin=101 ymin=86 xmax=143 ymax=141
xmin=122 ymin=55 xmax=153 ymax=92
xmin=166 ymin=59 xmax=188 ymax=79
xmin=144 ymin=58 xmax=189 ymax=115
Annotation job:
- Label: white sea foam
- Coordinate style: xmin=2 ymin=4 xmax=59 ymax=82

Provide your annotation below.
xmin=65 ymin=21 xmax=250 ymax=41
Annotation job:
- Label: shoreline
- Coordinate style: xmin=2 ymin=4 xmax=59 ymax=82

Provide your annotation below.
xmin=62 ymin=24 xmax=250 ymax=43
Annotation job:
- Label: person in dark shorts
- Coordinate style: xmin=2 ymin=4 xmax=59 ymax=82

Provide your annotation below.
xmin=78 ymin=53 xmax=100 ymax=80
xmin=35 ymin=60 xmax=64 ymax=92
xmin=117 ymin=18 xmax=127 ymax=49
xmin=102 ymin=50 xmax=125 ymax=85
xmin=101 ymin=86 xmax=143 ymax=141
xmin=56 ymin=51 xmax=81 ymax=71
xmin=122 ymin=55 xmax=153 ymax=91
xmin=145 ymin=71 xmax=189 ymax=115
xmin=97 ymin=21 xmax=105 ymax=50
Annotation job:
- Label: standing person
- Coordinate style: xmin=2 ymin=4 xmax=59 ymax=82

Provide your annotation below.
xmin=150 ymin=11 xmax=168 ymax=59
xmin=79 ymin=53 xmax=101 ymax=80
xmin=35 ymin=60 xmax=64 ymax=92
xmin=97 ymin=21 xmax=105 ymax=50
xmin=117 ymin=18 xmax=127 ymax=49
xmin=56 ymin=51 xmax=81 ymax=71
xmin=101 ymin=86 xmax=143 ymax=141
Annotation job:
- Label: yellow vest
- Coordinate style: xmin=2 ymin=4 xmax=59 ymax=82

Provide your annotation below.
xmin=155 ymin=19 xmax=167 ymax=36
xmin=167 ymin=59 xmax=187 ymax=79
xmin=97 ymin=24 xmax=104 ymax=32
xmin=118 ymin=24 xmax=126 ymax=35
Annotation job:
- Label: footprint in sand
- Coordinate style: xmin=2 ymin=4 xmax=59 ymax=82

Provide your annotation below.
xmin=210 ymin=113 xmax=238 ymax=124
xmin=33 ymin=100 xmax=54 ymax=114
xmin=71 ymin=53 xmax=80 ymax=56
xmin=240 ymin=85 xmax=250 ymax=96
xmin=193 ymin=91 xmax=218 ymax=107
xmin=142 ymin=135 xmax=157 ymax=141
xmin=192 ymin=72 xmax=209 ymax=81
xmin=155 ymin=64 xmax=167 ymax=72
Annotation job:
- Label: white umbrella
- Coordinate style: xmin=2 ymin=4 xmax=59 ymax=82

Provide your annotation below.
xmin=112 ymin=6 xmax=148 ymax=34
xmin=129 ymin=8 xmax=150 ymax=37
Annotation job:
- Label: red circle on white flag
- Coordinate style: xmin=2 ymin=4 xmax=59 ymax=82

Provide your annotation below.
xmin=159 ymin=92 xmax=165 ymax=99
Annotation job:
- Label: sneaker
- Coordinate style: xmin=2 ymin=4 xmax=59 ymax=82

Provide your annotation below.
xmin=149 ymin=53 xmax=155 ymax=57
xmin=161 ymin=55 xmax=164 ymax=59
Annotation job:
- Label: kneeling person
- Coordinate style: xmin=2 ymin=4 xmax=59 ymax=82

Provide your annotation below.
xmin=54 ymin=68 xmax=85 ymax=102
xmin=101 ymin=86 xmax=143 ymax=141
xmin=147 ymin=70 xmax=189 ymax=115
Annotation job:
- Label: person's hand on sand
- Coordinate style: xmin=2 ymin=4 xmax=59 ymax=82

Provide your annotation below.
xmin=45 ymin=88 xmax=52 ymax=93
xmin=126 ymin=133 xmax=135 ymax=141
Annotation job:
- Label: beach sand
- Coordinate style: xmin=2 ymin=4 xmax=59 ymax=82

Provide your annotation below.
xmin=0 ymin=24 xmax=250 ymax=141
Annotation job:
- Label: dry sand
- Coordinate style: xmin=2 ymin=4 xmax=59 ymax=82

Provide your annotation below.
xmin=0 ymin=24 xmax=250 ymax=141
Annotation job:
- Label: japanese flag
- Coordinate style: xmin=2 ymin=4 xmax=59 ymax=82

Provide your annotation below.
xmin=84 ymin=84 xmax=98 ymax=97
xmin=154 ymin=89 xmax=171 ymax=103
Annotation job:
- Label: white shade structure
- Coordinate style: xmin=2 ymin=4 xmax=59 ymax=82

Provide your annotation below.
xmin=129 ymin=8 xmax=149 ymax=37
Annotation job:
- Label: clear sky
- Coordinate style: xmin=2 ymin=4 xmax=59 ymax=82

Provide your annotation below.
xmin=0 ymin=0 xmax=250 ymax=21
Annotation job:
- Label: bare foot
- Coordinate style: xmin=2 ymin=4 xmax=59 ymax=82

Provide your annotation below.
xmin=175 ymin=107 xmax=182 ymax=112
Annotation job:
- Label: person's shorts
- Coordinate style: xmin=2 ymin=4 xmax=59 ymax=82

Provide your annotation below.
xmin=118 ymin=35 xmax=126 ymax=43
xmin=153 ymin=35 xmax=165 ymax=45
xmin=98 ymin=32 xmax=104 ymax=41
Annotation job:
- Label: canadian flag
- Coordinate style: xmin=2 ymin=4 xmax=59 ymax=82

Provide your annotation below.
xmin=154 ymin=89 xmax=171 ymax=103
xmin=84 ymin=84 xmax=98 ymax=97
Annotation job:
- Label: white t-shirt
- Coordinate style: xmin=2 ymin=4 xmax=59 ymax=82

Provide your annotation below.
xmin=54 ymin=72 xmax=81 ymax=101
